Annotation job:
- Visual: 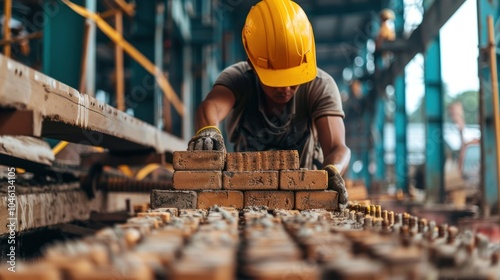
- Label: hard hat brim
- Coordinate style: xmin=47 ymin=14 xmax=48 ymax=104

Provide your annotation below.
xmin=253 ymin=60 xmax=317 ymax=87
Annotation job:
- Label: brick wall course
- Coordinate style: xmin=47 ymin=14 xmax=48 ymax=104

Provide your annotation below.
xmin=173 ymin=150 xmax=225 ymax=170
xmin=222 ymin=171 xmax=279 ymax=190
xmin=280 ymin=170 xmax=328 ymax=190
xmin=173 ymin=171 xmax=222 ymax=190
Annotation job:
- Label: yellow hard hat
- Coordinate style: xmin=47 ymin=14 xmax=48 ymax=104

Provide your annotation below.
xmin=242 ymin=0 xmax=317 ymax=87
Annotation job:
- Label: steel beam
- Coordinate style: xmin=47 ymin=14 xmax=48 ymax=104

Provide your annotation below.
xmin=0 ymin=54 xmax=186 ymax=153
xmin=395 ymin=74 xmax=408 ymax=193
xmin=424 ymin=37 xmax=445 ymax=203
xmin=43 ymin=0 xmax=85 ymax=89
xmin=477 ymin=0 xmax=500 ymax=215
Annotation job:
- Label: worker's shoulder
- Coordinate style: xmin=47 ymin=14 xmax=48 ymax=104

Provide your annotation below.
xmin=315 ymin=67 xmax=336 ymax=81
xmin=221 ymin=61 xmax=253 ymax=75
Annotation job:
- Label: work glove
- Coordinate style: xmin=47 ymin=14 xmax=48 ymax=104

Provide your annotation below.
xmin=324 ymin=164 xmax=348 ymax=210
xmin=188 ymin=126 xmax=226 ymax=152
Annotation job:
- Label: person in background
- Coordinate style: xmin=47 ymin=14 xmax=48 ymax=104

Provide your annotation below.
xmin=187 ymin=0 xmax=351 ymax=209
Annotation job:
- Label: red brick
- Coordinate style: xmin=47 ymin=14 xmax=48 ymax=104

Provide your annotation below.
xmin=280 ymin=170 xmax=328 ymax=190
xmin=223 ymin=171 xmax=279 ymax=190
xmin=197 ymin=191 xmax=244 ymax=209
xmin=226 ymin=150 xmax=299 ymax=171
xmin=294 ymin=191 xmax=339 ymax=211
xmin=173 ymin=171 xmax=222 ymax=190
xmin=244 ymin=191 xmax=294 ymax=210
xmin=173 ymin=151 xmax=225 ymax=170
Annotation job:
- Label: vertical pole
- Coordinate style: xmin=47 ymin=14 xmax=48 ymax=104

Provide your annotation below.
xmin=375 ymin=98 xmax=385 ymax=181
xmin=424 ymin=36 xmax=445 ymax=203
xmin=85 ymin=0 xmax=96 ymax=97
xmin=3 ymin=0 xmax=11 ymax=57
xmin=477 ymin=0 xmax=500 ymax=215
xmin=155 ymin=2 xmax=165 ymax=129
xmin=395 ymin=73 xmax=408 ymax=193
xmin=486 ymin=16 xmax=500 ymax=213
xmin=115 ymin=11 xmax=125 ymax=111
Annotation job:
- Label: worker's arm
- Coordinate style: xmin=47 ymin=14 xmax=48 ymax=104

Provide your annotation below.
xmin=315 ymin=115 xmax=351 ymax=209
xmin=195 ymin=85 xmax=236 ymax=129
xmin=188 ymin=85 xmax=236 ymax=151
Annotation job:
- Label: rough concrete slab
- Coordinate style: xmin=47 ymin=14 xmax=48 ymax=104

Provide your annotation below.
xmin=150 ymin=190 xmax=197 ymax=209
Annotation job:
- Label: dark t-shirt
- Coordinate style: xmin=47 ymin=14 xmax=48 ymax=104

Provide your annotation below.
xmin=214 ymin=61 xmax=344 ymax=169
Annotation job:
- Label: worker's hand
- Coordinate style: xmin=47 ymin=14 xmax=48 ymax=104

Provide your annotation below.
xmin=188 ymin=126 xmax=226 ymax=152
xmin=324 ymin=164 xmax=348 ymax=210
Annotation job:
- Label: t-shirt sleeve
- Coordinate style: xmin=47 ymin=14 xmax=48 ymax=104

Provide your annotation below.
xmin=213 ymin=62 xmax=252 ymax=108
xmin=308 ymin=72 xmax=345 ymax=120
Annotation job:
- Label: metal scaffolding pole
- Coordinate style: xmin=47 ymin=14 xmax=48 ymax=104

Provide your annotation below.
xmin=477 ymin=0 xmax=500 ymax=215
xmin=424 ymin=36 xmax=445 ymax=203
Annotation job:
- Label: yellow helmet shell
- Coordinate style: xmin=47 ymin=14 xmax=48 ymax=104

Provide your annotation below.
xmin=242 ymin=0 xmax=317 ymax=87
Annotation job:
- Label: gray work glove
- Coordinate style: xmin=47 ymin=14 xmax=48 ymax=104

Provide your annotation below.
xmin=188 ymin=126 xmax=226 ymax=152
xmin=324 ymin=164 xmax=348 ymax=210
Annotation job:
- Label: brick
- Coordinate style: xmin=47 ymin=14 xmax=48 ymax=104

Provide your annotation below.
xmin=151 ymin=190 xmax=197 ymax=209
xmin=173 ymin=171 xmax=222 ymax=190
xmin=197 ymin=191 xmax=244 ymax=209
xmin=279 ymin=170 xmax=328 ymax=190
xmin=226 ymin=150 xmax=299 ymax=171
xmin=245 ymin=261 xmax=320 ymax=280
xmin=244 ymin=191 xmax=294 ymax=210
xmin=173 ymin=150 xmax=225 ymax=170
xmin=223 ymin=171 xmax=279 ymax=190
xmin=294 ymin=191 xmax=338 ymax=211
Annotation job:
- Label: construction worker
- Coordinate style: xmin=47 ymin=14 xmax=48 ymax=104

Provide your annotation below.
xmin=188 ymin=0 xmax=350 ymax=209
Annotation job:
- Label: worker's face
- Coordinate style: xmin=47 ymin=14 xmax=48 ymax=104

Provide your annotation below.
xmin=260 ymin=83 xmax=300 ymax=104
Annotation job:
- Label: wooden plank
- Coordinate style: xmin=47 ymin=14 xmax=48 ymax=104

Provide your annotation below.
xmin=0 ymin=136 xmax=54 ymax=171
xmin=0 ymin=54 xmax=187 ymax=153
xmin=0 ymin=183 xmax=105 ymax=235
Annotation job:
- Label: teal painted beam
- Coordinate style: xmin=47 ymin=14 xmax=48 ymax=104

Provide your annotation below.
xmin=375 ymin=96 xmax=385 ymax=180
xmin=424 ymin=36 xmax=445 ymax=203
xmin=43 ymin=0 xmax=84 ymax=89
xmin=128 ymin=1 xmax=157 ymax=126
xmin=395 ymin=73 xmax=408 ymax=193
xmin=477 ymin=0 xmax=500 ymax=214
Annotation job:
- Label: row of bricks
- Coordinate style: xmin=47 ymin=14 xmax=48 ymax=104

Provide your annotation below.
xmin=150 ymin=190 xmax=339 ymax=211
xmin=173 ymin=169 xmax=328 ymax=190
xmin=173 ymin=150 xmax=300 ymax=171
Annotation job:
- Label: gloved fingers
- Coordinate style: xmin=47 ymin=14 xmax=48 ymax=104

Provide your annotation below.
xmin=194 ymin=138 xmax=205 ymax=150
xmin=188 ymin=140 xmax=195 ymax=151
xmin=204 ymin=137 xmax=214 ymax=150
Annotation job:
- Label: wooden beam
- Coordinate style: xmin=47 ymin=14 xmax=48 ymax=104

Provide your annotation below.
xmin=3 ymin=0 xmax=11 ymax=57
xmin=0 ymin=54 xmax=187 ymax=153
xmin=0 ymin=183 xmax=105 ymax=235
xmin=115 ymin=11 xmax=125 ymax=111
xmin=0 ymin=136 xmax=54 ymax=171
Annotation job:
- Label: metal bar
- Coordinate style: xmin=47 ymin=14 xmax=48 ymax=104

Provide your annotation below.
xmin=395 ymin=74 xmax=408 ymax=193
xmin=3 ymin=0 xmax=11 ymax=57
xmin=79 ymin=23 xmax=90 ymax=94
xmin=477 ymin=0 xmax=500 ymax=216
xmin=115 ymin=11 xmax=125 ymax=111
xmin=0 ymin=31 xmax=42 ymax=46
xmin=424 ymin=37 xmax=445 ymax=203
xmin=487 ymin=16 xmax=500 ymax=214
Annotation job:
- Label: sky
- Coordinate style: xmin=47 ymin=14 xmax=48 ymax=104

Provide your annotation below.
xmin=404 ymin=0 xmax=479 ymax=114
